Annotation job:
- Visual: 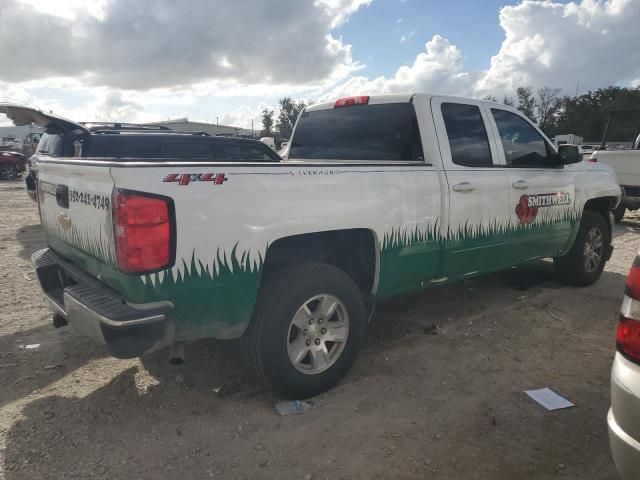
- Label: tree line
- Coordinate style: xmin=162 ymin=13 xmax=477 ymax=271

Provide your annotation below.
xmin=485 ymin=85 xmax=640 ymax=142
xmin=260 ymin=98 xmax=308 ymax=146
xmin=262 ymin=86 xmax=640 ymax=146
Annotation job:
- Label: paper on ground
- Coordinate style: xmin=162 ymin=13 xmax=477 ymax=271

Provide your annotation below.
xmin=524 ymin=388 xmax=574 ymax=411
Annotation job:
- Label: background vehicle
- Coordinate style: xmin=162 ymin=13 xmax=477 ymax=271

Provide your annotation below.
xmin=3 ymin=96 xmax=620 ymax=398
xmin=581 ymin=145 xmax=594 ymax=155
xmin=0 ymin=149 xmax=27 ymax=180
xmin=259 ymin=136 xmax=276 ymax=149
xmin=609 ymin=253 xmax=640 ymax=479
xmin=0 ymin=105 xmax=281 ymax=200
xmin=590 ymin=108 xmax=640 ymax=222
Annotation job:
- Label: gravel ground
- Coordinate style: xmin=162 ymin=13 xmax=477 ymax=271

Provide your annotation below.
xmin=0 ymin=179 xmax=638 ymax=479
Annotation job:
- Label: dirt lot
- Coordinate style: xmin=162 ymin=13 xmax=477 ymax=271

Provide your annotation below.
xmin=0 ymin=179 xmax=638 ymax=480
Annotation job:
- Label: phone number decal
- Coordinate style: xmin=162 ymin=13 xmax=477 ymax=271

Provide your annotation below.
xmin=69 ymin=189 xmax=110 ymax=210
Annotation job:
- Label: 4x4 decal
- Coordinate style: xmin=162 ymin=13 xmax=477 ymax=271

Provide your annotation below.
xmin=163 ymin=173 xmax=228 ymax=186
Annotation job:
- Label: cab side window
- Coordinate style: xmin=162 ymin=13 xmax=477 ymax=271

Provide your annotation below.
xmin=491 ymin=109 xmax=553 ymax=167
xmin=441 ymin=103 xmax=493 ymax=167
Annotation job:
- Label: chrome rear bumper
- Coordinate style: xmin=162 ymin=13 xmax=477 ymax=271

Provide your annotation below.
xmin=31 ymin=248 xmax=173 ymax=358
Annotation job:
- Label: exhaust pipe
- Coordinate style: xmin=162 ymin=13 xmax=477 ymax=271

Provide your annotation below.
xmin=169 ymin=342 xmax=185 ymax=365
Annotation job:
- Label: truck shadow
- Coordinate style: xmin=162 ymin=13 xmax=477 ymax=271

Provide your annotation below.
xmin=14 ymin=223 xmax=45 ymax=261
xmin=0 ymin=323 xmax=105 ymax=410
xmin=0 ymin=366 xmax=271 ymax=479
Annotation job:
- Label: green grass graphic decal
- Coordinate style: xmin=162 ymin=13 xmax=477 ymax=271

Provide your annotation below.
xmin=41 ymin=214 xmax=116 ymax=265
xmin=378 ymin=223 xmax=441 ymax=297
xmin=381 ymin=222 xmax=439 ymax=252
xmin=376 ymin=208 xmax=581 ymax=297
xmin=126 ymin=245 xmax=264 ymax=339
xmin=448 ymin=207 xmax=581 ymax=246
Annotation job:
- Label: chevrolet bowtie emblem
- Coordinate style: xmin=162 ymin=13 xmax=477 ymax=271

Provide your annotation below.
xmin=57 ymin=212 xmax=72 ymax=230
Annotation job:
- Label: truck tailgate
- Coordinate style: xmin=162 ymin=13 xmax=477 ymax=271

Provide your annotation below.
xmin=37 ymin=160 xmax=116 ymax=276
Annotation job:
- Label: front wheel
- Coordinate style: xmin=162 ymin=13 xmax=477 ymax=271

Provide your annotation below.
xmin=244 ymin=262 xmax=366 ymax=399
xmin=554 ymin=210 xmax=610 ymax=286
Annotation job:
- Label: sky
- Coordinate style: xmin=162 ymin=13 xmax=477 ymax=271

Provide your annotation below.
xmin=0 ymin=0 xmax=639 ymax=129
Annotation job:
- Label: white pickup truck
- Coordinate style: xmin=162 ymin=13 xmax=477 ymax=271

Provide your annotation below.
xmin=2 ymin=95 xmax=621 ymax=398
xmin=589 ymin=108 xmax=640 ymax=221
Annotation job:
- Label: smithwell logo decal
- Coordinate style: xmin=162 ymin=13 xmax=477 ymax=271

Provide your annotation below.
xmin=515 ymin=192 xmax=571 ymax=225
xmin=163 ymin=173 xmax=228 ymax=186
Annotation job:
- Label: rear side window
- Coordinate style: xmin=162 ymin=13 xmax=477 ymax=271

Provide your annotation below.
xmin=289 ymin=103 xmax=424 ymax=161
xmin=163 ymin=140 xmax=212 ymax=159
xmin=86 ymin=136 xmax=162 ymax=158
xmin=221 ymin=143 xmax=280 ymax=161
xmin=491 ymin=109 xmax=552 ymax=167
xmin=441 ymin=103 xmax=493 ymax=167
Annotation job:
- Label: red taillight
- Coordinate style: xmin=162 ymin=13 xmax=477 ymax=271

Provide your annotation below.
xmin=617 ymin=315 xmax=640 ymax=363
xmin=113 ymin=191 xmax=173 ymax=274
xmin=626 ymin=262 xmax=640 ymax=299
xmin=334 ymin=96 xmax=370 ymax=108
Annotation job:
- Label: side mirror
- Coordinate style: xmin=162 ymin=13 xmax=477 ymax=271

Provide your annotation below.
xmin=558 ymin=144 xmax=582 ymax=165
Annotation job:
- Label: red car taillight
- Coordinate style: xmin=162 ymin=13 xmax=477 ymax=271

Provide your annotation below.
xmin=112 ymin=190 xmax=174 ymax=274
xmin=617 ymin=258 xmax=640 ymax=364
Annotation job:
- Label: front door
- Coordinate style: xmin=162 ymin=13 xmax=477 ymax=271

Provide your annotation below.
xmin=431 ymin=97 xmax=511 ymax=280
xmin=486 ymin=107 xmax=576 ymax=264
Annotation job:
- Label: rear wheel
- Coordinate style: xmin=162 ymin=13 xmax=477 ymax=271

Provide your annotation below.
xmin=0 ymin=163 xmax=17 ymax=180
xmin=554 ymin=210 xmax=610 ymax=286
xmin=244 ymin=262 xmax=366 ymax=399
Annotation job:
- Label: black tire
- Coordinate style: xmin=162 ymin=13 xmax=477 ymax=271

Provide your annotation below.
xmin=554 ymin=210 xmax=610 ymax=286
xmin=244 ymin=262 xmax=366 ymax=399
xmin=0 ymin=164 xmax=17 ymax=180
xmin=613 ymin=205 xmax=626 ymax=223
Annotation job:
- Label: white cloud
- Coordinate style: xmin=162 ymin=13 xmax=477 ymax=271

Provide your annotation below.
xmin=16 ymin=0 xmax=107 ymax=20
xmin=0 ymin=0 xmax=369 ymax=89
xmin=320 ymin=0 xmax=640 ymax=101
xmin=321 ymin=35 xmax=478 ymax=100
xmin=475 ymin=0 xmax=640 ymax=96
xmin=317 ymin=0 xmax=372 ymax=28
xmin=218 ymin=102 xmax=277 ymax=130
xmin=2 ymin=0 xmax=640 ymax=130
xmin=400 ymin=31 xmax=415 ymax=43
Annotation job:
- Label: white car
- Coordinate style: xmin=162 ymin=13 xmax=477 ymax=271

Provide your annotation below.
xmin=581 ymin=145 xmax=594 ymax=154
xmin=609 ymin=254 xmax=640 ymax=479
xmin=3 ymin=95 xmax=621 ymax=398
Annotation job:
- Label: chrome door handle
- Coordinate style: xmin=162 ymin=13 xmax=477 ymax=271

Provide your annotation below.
xmin=452 ymin=182 xmax=475 ymax=193
xmin=512 ymin=180 xmax=529 ymax=190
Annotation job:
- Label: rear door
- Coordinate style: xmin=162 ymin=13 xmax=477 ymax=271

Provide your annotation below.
xmin=431 ymin=97 xmax=511 ymax=279
xmin=486 ymin=107 xmax=576 ymax=262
